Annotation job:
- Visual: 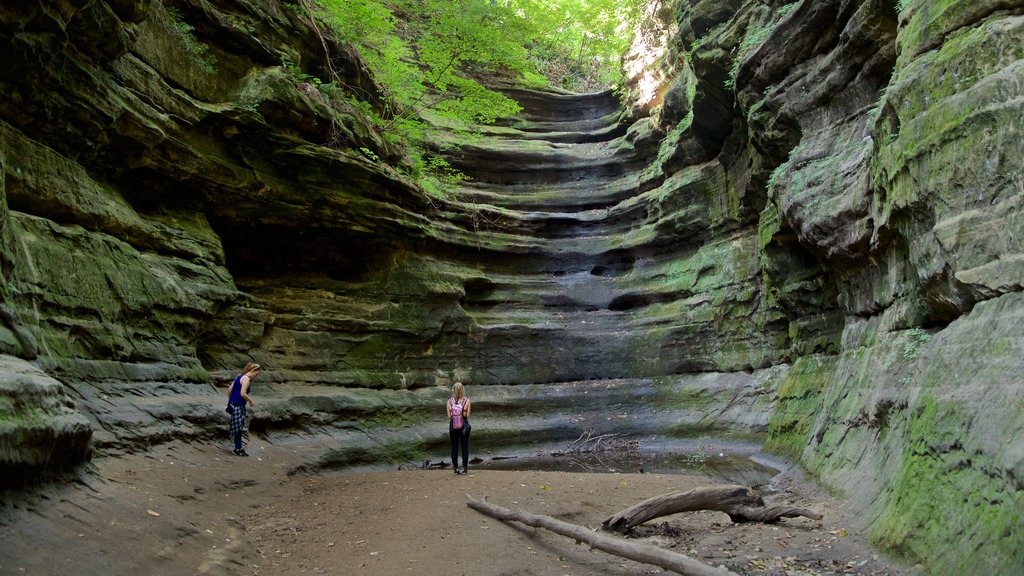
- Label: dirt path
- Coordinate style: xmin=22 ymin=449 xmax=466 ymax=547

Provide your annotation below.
xmin=0 ymin=439 xmax=915 ymax=576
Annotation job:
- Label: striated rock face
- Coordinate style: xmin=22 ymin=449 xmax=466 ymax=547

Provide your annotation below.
xmin=0 ymin=356 xmax=92 ymax=486
xmin=0 ymin=0 xmax=1021 ymax=572
xmin=713 ymin=0 xmax=1023 ymax=572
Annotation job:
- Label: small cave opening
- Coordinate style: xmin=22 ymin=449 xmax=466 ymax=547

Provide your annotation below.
xmin=608 ymin=293 xmax=651 ymax=312
xmin=214 ymin=221 xmax=397 ymax=282
xmin=115 ymin=167 xmax=212 ymax=216
xmin=461 ymin=277 xmax=500 ymax=308
xmin=918 ymin=276 xmax=975 ymax=330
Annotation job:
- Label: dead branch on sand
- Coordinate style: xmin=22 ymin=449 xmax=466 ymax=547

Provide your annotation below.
xmin=398 ymin=460 xmax=448 ymax=471
xmin=553 ymin=430 xmax=640 ymax=456
xmin=601 ymin=485 xmax=824 ymax=533
xmin=466 ymin=494 xmax=735 ymax=576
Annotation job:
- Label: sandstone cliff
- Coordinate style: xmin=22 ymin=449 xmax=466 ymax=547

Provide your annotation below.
xmin=0 ymin=0 xmax=1021 ymax=573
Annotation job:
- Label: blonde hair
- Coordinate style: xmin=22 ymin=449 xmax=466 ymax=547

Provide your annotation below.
xmin=242 ymin=361 xmax=261 ymax=375
xmin=452 ymin=382 xmax=465 ymax=401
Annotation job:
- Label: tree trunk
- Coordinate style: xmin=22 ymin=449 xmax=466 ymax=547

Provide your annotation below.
xmin=466 ymin=495 xmax=734 ymax=576
xmin=727 ymin=505 xmax=824 ymax=524
xmin=602 ymin=485 xmax=822 ymax=533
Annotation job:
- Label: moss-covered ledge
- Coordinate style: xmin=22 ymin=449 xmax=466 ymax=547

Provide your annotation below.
xmin=0 ymin=355 xmax=92 ymax=487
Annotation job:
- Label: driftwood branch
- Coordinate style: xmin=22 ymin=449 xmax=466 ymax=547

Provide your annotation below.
xmin=727 ymin=505 xmax=824 ymax=524
xmin=602 ymin=485 xmax=823 ymax=533
xmin=549 ymin=429 xmax=643 ymax=472
xmin=466 ymin=494 xmax=734 ymax=576
xmin=556 ymin=431 xmax=620 ymax=454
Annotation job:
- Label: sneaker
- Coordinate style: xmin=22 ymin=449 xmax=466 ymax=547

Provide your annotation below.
xmin=453 ymin=467 xmax=461 ymax=475
xmin=233 ymin=449 xmax=249 ymax=457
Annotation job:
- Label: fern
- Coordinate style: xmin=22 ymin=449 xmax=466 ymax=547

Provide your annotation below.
xmin=165 ymin=7 xmax=217 ymax=73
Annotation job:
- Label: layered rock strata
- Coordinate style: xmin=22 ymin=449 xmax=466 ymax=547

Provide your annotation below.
xmin=0 ymin=0 xmax=1021 ymax=573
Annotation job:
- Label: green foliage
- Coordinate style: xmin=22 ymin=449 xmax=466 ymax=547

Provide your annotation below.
xmin=314 ymin=0 xmax=524 ymax=128
xmin=690 ymin=21 xmax=727 ymax=54
xmin=502 ymin=0 xmax=645 ymax=91
xmin=300 ymin=0 xmax=644 ymax=195
xmin=282 ymin=57 xmax=321 ymax=84
xmin=228 ymin=15 xmax=256 ymax=35
xmin=309 ymin=0 xmax=533 ymax=188
xmin=166 ymin=7 xmax=217 ymax=74
xmin=766 ymin=141 xmax=808 ymax=193
xmin=901 ymin=328 xmax=931 ymax=361
xmin=358 ymin=147 xmax=380 ymax=162
xmin=314 ymin=0 xmax=644 ymax=112
xmin=425 ymin=156 xmax=469 ymax=185
xmin=417 ymin=152 xmax=471 ymax=202
xmin=434 ymin=76 xmax=522 ymax=124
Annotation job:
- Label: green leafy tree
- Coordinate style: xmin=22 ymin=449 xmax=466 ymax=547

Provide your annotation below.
xmin=314 ymin=0 xmax=524 ymax=131
xmin=498 ymin=0 xmax=645 ymax=91
xmin=302 ymin=0 xmax=646 ymax=193
xmin=313 ymin=0 xmax=646 ymax=123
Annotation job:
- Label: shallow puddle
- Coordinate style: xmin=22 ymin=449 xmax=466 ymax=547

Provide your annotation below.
xmin=474 ymin=437 xmax=783 ymax=487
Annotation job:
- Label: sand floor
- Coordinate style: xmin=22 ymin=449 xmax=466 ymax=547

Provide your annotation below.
xmin=0 ymin=438 xmax=916 ymax=576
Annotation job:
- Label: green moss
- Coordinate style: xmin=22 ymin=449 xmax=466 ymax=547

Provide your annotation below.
xmin=363 ymin=405 xmax=411 ymax=429
xmin=704 ymin=170 xmax=741 ymax=227
xmin=895 ymin=0 xmax=1023 ymax=71
xmin=620 ymin=235 xmax=757 ymax=296
xmin=872 ymin=398 xmax=1024 ymax=574
xmin=783 ymin=138 xmax=870 ymax=222
xmin=0 ymin=400 xmax=49 ymax=426
xmin=874 ymin=9 xmax=1024 ymax=223
xmin=757 ymin=202 xmax=782 ymax=258
xmin=725 ymin=3 xmax=799 ymax=89
xmin=764 ymin=355 xmax=835 ymax=458
xmin=676 ymin=386 xmax=717 ymax=411
xmin=0 ymin=395 xmax=15 ymax=420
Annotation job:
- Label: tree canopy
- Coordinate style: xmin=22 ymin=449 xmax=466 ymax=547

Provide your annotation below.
xmin=314 ymin=0 xmax=645 ymax=119
xmin=504 ymin=0 xmax=647 ymax=92
xmin=300 ymin=0 xmax=645 ymax=190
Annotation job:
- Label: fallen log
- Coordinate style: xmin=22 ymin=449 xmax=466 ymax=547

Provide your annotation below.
xmin=727 ymin=505 xmax=824 ymax=524
xmin=602 ymin=485 xmax=823 ymax=533
xmin=466 ymin=494 xmax=734 ymax=576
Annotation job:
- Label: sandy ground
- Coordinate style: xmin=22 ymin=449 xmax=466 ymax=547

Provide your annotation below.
xmin=0 ymin=437 xmax=916 ymax=576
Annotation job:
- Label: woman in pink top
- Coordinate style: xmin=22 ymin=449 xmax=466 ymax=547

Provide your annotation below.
xmin=446 ymin=382 xmax=472 ymax=474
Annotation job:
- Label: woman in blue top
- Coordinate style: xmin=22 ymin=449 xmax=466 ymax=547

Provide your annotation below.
xmin=227 ymin=362 xmax=261 ymax=456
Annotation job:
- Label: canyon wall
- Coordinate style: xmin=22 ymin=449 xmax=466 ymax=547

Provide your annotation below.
xmin=0 ymin=0 xmax=1021 ymax=572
